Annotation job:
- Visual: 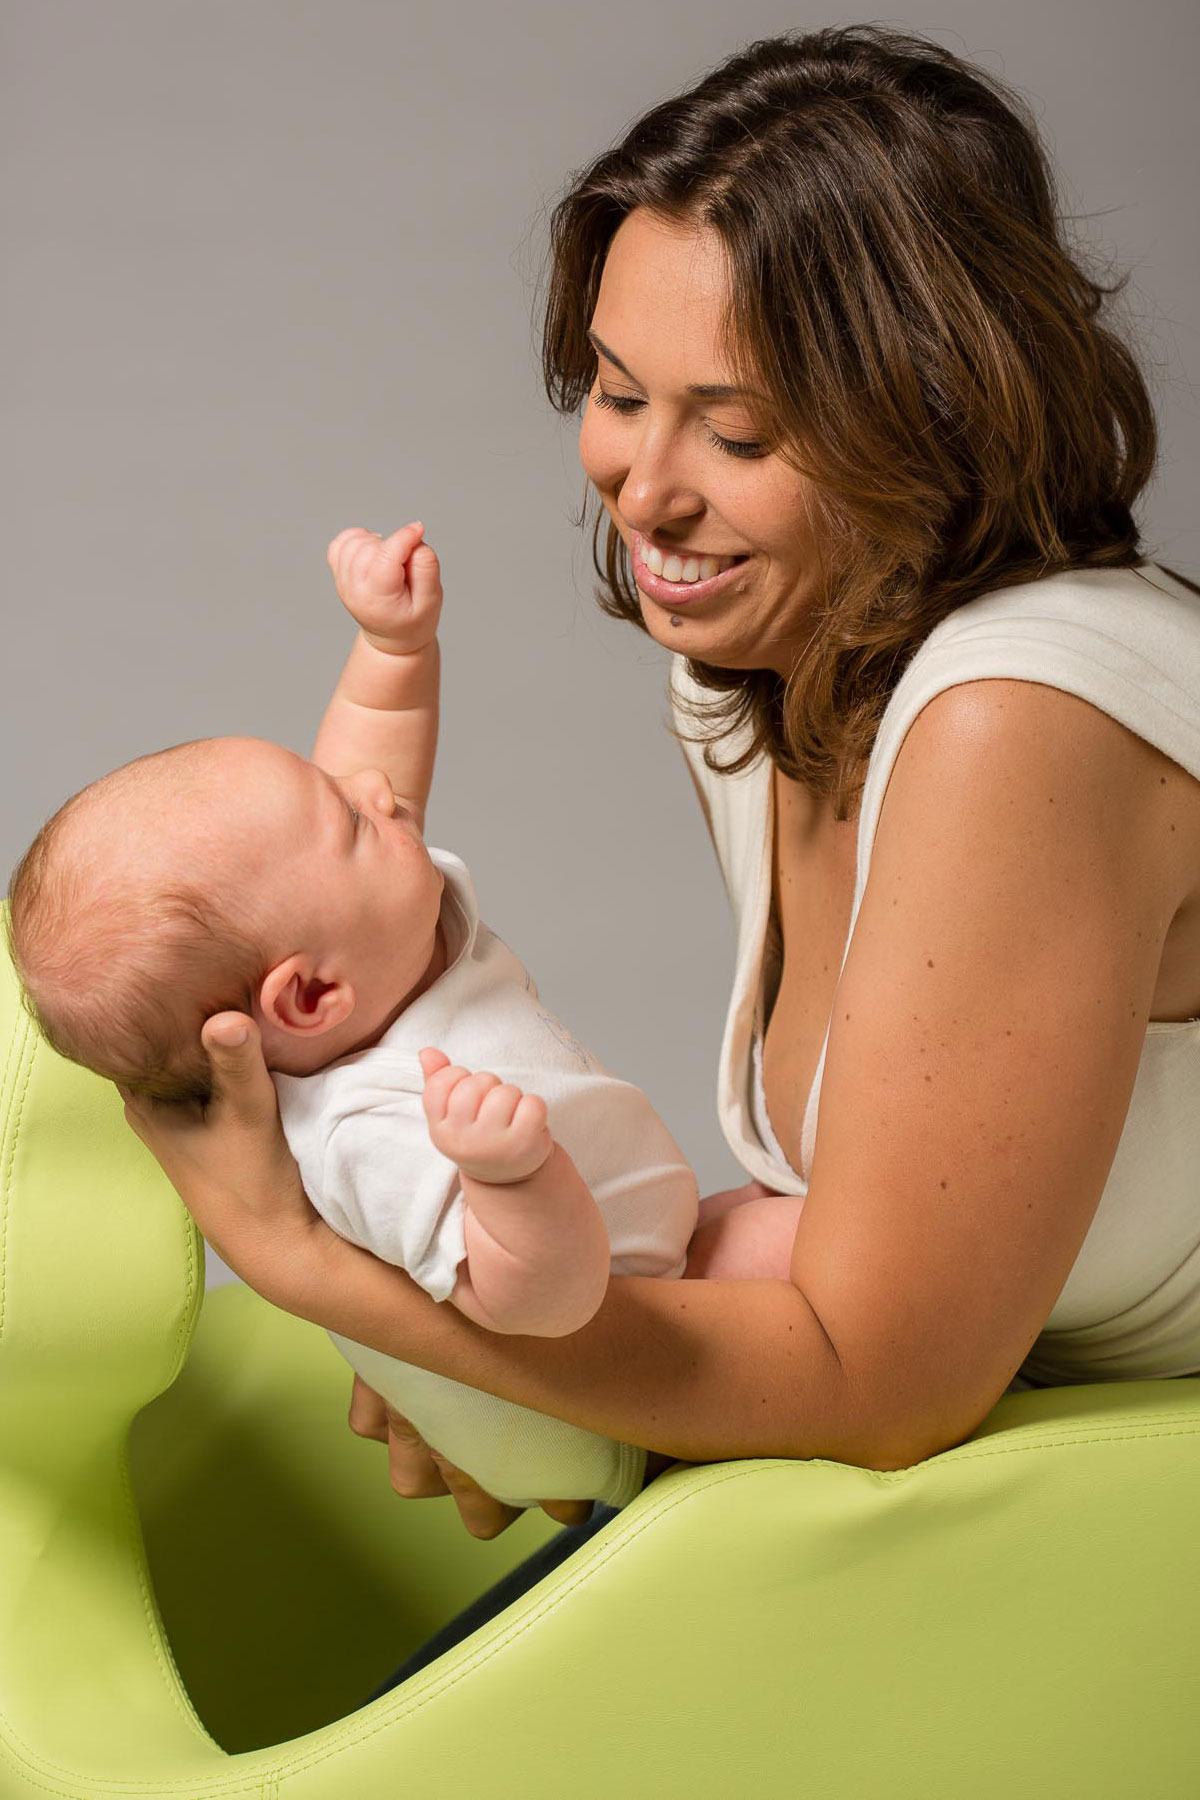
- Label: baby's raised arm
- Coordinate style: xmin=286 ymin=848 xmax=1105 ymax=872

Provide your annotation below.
xmin=312 ymin=521 xmax=442 ymax=835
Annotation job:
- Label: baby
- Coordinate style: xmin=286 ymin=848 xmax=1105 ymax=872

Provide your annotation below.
xmin=6 ymin=521 xmax=699 ymax=1509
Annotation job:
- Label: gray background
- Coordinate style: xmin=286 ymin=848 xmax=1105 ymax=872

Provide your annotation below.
xmin=3 ymin=2 xmax=1197 ymax=1290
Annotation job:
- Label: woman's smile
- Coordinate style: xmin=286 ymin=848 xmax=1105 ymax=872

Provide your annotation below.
xmin=632 ymin=531 xmax=752 ymax=606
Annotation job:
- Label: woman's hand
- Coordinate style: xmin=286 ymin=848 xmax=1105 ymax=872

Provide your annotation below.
xmin=347 ymin=1375 xmax=595 ymax=1538
xmin=346 ymin=1183 xmax=775 ymax=1537
xmin=116 ymin=1011 xmax=325 ymax=1307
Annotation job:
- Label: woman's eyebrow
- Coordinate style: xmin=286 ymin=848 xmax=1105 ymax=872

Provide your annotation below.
xmin=586 ymin=327 xmax=766 ymax=402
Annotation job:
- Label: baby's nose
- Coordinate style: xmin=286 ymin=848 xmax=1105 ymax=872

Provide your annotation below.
xmin=362 ymin=769 xmax=396 ymax=813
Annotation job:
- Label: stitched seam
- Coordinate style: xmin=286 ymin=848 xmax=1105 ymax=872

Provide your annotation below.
xmin=3 ymin=1426 xmax=1197 ymax=1791
xmin=117 ymin=1443 xmax=220 ymax=1749
xmin=214 ymin=1425 xmax=1200 ymax=1778
xmin=958 ymin=1404 xmax=1200 ymax=1434
xmin=166 ymin=1188 xmax=203 ymax=1389
xmin=0 ymin=1707 xmax=249 ymax=1799
xmin=917 ymin=1422 xmax=1200 ymax=1469
xmin=0 ymin=1010 xmax=35 ymax=1341
xmin=0 ymin=985 xmax=22 ymax=1172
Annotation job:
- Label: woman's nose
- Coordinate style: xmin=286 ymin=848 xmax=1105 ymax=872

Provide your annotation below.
xmin=618 ymin=430 xmax=703 ymax=537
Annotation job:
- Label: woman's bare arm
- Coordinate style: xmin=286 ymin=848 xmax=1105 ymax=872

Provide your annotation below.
xmin=284 ymin=681 xmax=1196 ymax=1467
xmin=785 ymin=678 xmax=1200 ymax=1459
xmin=276 ymin=1212 xmax=877 ymax=1463
xmin=120 ymin=676 xmax=1199 ymax=1479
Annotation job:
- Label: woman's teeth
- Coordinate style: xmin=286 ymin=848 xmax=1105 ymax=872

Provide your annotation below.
xmin=641 ymin=544 xmax=744 ymax=583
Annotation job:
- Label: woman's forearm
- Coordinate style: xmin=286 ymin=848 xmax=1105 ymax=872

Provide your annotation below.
xmin=281 ymin=1218 xmax=899 ymax=1470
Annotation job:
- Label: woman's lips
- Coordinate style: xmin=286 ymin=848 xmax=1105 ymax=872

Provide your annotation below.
xmin=632 ymin=533 xmax=750 ymax=605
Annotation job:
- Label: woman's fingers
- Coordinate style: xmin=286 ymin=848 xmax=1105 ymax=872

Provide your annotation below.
xmin=349 ymin=1379 xmax=593 ymax=1539
xmin=538 ymin=1498 xmax=595 ymax=1527
xmin=429 ymin=1452 xmax=524 ymax=1539
xmin=347 ymin=1384 xmax=451 ymax=1495
xmin=347 ymin=1373 xmax=390 ymax=1444
xmin=384 ymin=1408 xmax=453 ymax=1499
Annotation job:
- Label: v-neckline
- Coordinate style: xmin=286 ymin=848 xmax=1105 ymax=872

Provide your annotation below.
xmin=752 ymin=764 xmax=852 ymax=1186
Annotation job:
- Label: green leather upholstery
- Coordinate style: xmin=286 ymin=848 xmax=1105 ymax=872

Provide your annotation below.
xmin=3 ymin=902 xmax=1199 ymax=1797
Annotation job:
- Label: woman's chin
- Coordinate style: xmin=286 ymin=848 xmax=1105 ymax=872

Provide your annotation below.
xmin=639 ymin=592 xmax=747 ymax=666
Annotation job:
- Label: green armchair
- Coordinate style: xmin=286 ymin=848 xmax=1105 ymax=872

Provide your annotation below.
xmin=2 ymin=905 xmax=1198 ymax=1799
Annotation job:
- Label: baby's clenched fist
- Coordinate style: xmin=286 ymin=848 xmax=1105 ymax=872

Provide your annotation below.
xmin=326 ymin=520 xmax=443 ymax=654
xmin=417 ymin=1048 xmax=554 ymax=1185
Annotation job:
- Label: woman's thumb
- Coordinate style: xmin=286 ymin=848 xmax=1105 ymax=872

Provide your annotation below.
xmin=206 ymin=1015 xmax=251 ymax=1051
xmin=200 ymin=1014 xmax=272 ymax=1112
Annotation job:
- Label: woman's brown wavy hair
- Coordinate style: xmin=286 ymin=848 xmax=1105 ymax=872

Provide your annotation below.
xmin=539 ymin=23 xmax=1173 ymax=819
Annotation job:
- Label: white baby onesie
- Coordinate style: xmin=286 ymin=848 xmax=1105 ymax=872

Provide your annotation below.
xmin=273 ymin=847 xmax=698 ymax=1509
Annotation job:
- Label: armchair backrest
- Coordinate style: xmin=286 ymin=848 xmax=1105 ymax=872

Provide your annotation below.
xmin=0 ymin=901 xmax=203 ymax=1447
xmin=0 ymin=901 xmax=215 ymax=1779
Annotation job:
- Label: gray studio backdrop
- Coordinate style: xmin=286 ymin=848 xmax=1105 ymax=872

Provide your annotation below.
xmin=3 ymin=2 xmax=1197 ymax=1291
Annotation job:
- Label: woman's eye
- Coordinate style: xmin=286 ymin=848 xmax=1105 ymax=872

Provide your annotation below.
xmin=591 ymin=387 xmax=766 ymax=460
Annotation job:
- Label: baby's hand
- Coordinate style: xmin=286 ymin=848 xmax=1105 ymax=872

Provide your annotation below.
xmin=418 ymin=1048 xmax=554 ymax=1185
xmin=326 ymin=521 xmax=443 ymax=654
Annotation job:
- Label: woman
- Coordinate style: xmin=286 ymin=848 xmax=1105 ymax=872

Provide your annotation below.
xmin=119 ymin=20 xmax=1200 ymax=1631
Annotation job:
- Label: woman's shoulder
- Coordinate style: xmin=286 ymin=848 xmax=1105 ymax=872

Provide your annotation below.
xmin=910 ymin=559 xmax=1200 ymax=673
xmin=865 ymin=560 xmax=1200 ymax=838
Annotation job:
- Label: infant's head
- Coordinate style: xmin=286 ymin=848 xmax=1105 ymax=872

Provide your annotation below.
xmin=5 ymin=737 xmax=445 ymax=1106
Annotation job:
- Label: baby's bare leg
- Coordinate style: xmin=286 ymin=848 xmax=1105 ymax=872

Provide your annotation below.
xmin=684 ymin=1193 xmax=806 ymax=1281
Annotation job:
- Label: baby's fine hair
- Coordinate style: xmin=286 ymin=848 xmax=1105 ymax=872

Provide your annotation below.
xmin=4 ymin=741 xmax=267 ymax=1108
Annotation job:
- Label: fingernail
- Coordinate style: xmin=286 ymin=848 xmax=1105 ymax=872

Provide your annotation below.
xmin=221 ymin=1027 xmax=249 ymax=1047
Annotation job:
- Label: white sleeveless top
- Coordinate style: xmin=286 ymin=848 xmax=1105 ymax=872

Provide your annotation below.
xmin=670 ymin=561 xmax=1200 ymax=1385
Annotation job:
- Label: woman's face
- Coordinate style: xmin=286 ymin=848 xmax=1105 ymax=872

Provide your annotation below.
xmin=578 ymin=207 xmax=825 ymax=675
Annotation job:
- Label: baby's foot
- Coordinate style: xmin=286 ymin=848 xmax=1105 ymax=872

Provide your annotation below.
xmin=418 ymin=1048 xmax=554 ymax=1184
